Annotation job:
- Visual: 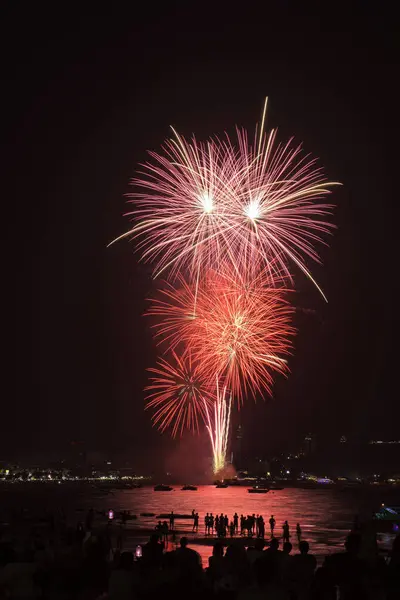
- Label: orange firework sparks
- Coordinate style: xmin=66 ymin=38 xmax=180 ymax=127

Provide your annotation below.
xmin=144 ymin=350 xmax=214 ymax=437
xmin=147 ymin=269 xmax=295 ymax=403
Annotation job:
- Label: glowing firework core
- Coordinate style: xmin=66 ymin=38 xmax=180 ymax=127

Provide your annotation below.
xmin=244 ymin=198 xmax=261 ymax=221
xmin=199 ymin=192 xmax=214 ymax=214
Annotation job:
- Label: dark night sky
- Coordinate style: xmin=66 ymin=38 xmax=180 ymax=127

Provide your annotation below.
xmin=2 ymin=4 xmax=399 ymax=465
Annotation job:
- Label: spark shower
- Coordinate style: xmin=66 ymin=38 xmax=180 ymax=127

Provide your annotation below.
xmin=110 ymin=99 xmax=337 ymax=475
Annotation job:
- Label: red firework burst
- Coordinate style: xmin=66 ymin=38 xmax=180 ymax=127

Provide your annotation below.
xmin=144 ymin=350 xmax=214 ymax=437
xmin=147 ymin=269 xmax=295 ymax=402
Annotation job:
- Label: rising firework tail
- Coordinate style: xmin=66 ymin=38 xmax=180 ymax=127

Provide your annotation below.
xmin=204 ymin=379 xmax=232 ymax=474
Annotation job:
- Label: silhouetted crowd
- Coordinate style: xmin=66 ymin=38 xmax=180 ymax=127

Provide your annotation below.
xmin=0 ymin=509 xmax=399 ymax=599
xmin=115 ymin=530 xmax=400 ymax=599
xmin=203 ymin=512 xmax=297 ymax=540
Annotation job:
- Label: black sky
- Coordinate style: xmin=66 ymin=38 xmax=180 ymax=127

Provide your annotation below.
xmin=3 ymin=4 xmax=399 ymax=464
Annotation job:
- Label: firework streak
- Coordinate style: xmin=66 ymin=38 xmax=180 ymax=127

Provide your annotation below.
xmin=111 ymin=100 xmax=337 ymax=473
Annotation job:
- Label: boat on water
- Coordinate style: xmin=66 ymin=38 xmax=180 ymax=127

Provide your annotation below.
xmin=153 ymin=484 xmax=173 ymax=491
xmin=157 ymin=513 xmax=194 ymax=519
xmin=269 ymin=485 xmax=284 ymax=491
xmin=374 ymin=504 xmax=400 ymax=522
xmin=371 ymin=505 xmax=400 ymax=532
xmin=215 ymin=482 xmax=228 ymax=488
xmin=181 ymin=485 xmax=197 ymax=491
xmin=248 ymin=486 xmax=269 ymax=494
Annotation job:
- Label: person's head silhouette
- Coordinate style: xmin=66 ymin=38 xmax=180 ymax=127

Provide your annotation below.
xmin=299 ymin=541 xmax=310 ymax=555
xmin=283 ymin=542 xmax=292 ymax=554
xmin=270 ymin=538 xmax=279 ymax=551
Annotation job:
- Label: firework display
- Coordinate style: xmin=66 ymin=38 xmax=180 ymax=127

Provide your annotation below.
xmin=204 ymin=379 xmax=232 ymax=474
xmin=147 ymin=269 xmax=294 ymax=403
xmin=113 ymin=100 xmax=335 ymax=474
xmin=145 ymin=351 xmax=214 ymax=438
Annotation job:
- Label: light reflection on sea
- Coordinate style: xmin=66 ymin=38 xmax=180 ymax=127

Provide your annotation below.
xmin=1 ymin=484 xmax=397 ymax=565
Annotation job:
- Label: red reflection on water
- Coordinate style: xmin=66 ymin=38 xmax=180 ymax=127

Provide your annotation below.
xmin=108 ymin=485 xmax=357 ymax=562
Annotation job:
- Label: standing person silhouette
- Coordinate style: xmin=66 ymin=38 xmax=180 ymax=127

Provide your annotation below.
xmin=234 ymin=512 xmax=239 ymax=534
xmin=296 ymin=522 xmax=302 ymax=542
xmin=269 ymin=515 xmax=276 ymax=536
xmin=283 ymin=520 xmax=290 ymax=543
xmin=193 ymin=512 xmax=199 ymax=533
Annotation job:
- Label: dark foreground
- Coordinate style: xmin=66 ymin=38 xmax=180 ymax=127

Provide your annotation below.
xmin=0 ymin=510 xmax=399 ymax=599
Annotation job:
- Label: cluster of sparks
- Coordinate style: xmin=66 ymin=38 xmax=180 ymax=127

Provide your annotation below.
xmin=147 ymin=269 xmax=294 ymax=403
xmin=111 ymin=99 xmax=336 ymax=474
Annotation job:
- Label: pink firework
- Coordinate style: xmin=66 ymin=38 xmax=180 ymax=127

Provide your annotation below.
xmin=110 ymin=99 xmax=338 ymax=298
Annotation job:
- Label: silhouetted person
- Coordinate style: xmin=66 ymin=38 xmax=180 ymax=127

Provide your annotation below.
xmin=175 ymin=537 xmax=202 ymax=580
xmin=258 ymin=515 xmax=265 ymax=538
xmin=229 ymin=521 xmax=235 ymax=537
xmin=255 ymin=536 xmax=284 ymax=585
xmin=208 ymin=542 xmax=225 ymax=583
xmin=281 ymin=541 xmax=294 ymax=584
xmin=224 ymin=542 xmax=251 ymax=587
xmin=296 ymin=522 xmax=302 ymax=542
xmin=169 ymin=510 xmax=174 ymax=529
xmin=108 ymin=551 xmax=135 ymax=600
xmin=193 ymin=512 xmax=199 ymax=533
xmin=205 ymin=512 xmax=209 ymax=534
xmin=142 ymin=533 xmax=163 ymax=569
xmin=234 ymin=512 xmax=239 ymax=533
xmin=283 ymin=520 xmax=290 ymax=542
xmin=269 ymin=514 xmax=276 ymax=536
xmin=283 ymin=541 xmax=292 ymax=555
xmin=161 ymin=521 xmax=169 ymax=542
xmin=220 ymin=513 xmax=226 ymax=537
xmin=247 ymin=538 xmax=265 ymax=565
xmin=240 ymin=514 xmax=245 ymax=535
xmin=324 ymin=533 xmax=366 ymax=600
xmin=253 ymin=552 xmax=287 ymax=599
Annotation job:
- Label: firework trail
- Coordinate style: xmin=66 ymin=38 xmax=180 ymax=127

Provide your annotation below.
xmin=204 ymin=378 xmax=232 ymax=474
xmin=144 ymin=350 xmax=214 ymax=437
